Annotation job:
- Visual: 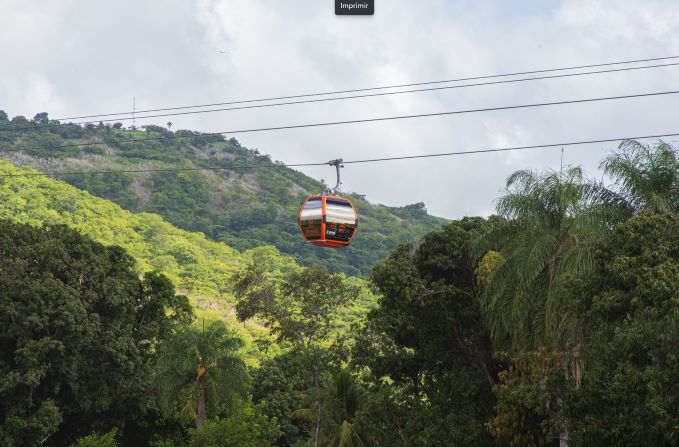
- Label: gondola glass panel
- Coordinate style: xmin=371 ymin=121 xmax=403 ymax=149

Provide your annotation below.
xmin=299 ymin=198 xmax=323 ymax=240
xmin=325 ymin=198 xmax=357 ymax=242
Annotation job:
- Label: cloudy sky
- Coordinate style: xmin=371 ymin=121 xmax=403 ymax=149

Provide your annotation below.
xmin=1 ymin=0 xmax=678 ymax=218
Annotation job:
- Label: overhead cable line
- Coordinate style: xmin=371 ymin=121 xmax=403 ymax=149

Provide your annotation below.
xmin=1 ymin=89 xmax=679 ymax=154
xmin=1 ymin=132 xmax=677 ymax=178
xmin=2 ymin=61 xmax=679 ymax=133
xmin=37 ymin=53 xmax=679 ymax=120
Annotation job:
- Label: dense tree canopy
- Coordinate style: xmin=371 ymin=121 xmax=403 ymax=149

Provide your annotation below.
xmin=251 ymin=352 xmax=310 ymax=447
xmin=234 ymin=265 xmax=362 ymax=447
xmin=1 ymin=123 xmax=678 ymax=447
xmin=478 ymin=141 xmax=679 ymax=446
xmin=0 ymin=158 xmax=305 ymax=344
xmin=0 ymin=221 xmax=191 ymax=446
xmin=565 ymin=213 xmax=679 ymax=446
xmin=187 ymin=402 xmax=280 ymax=447
xmin=352 ymin=218 xmax=498 ymax=446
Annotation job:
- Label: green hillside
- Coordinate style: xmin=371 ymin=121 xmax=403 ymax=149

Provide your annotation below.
xmin=0 ymin=111 xmax=447 ymax=275
xmin=0 ymin=159 xmax=376 ymax=349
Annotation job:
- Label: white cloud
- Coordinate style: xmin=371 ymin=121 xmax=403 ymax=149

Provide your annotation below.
xmin=1 ymin=0 xmax=678 ymax=218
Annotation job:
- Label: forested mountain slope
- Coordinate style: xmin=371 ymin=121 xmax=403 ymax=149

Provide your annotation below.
xmin=0 ymin=160 xmax=376 ymax=349
xmin=0 ymin=111 xmax=447 ymax=275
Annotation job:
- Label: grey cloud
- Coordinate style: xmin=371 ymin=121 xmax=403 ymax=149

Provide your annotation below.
xmin=1 ymin=0 xmax=678 ymax=218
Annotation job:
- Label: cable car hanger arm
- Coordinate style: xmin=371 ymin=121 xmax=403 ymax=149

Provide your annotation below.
xmin=326 ymin=158 xmax=344 ymax=195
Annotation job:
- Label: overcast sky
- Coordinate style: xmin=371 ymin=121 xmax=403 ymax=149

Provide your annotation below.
xmin=2 ymin=0 xmax=678 ymax=218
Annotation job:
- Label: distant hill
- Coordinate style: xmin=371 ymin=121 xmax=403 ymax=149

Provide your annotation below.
xmin=0 ymin=159 xmax=290 ymax=341
xmin=0 ymin=159 xmax=378 ymax=360
xmin=0 ymin=111 xmax=447 ymax=275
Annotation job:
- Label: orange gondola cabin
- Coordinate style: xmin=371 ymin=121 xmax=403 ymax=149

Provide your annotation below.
xmin=298 ymin=194 xmax=357 ymax=247
xmin=298 ymin=158 xmax=358 ymax=247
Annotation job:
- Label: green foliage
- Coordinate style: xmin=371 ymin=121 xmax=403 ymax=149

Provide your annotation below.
xmin=235 ymin=266 xmax=363 ymax=446
xmin=353 ymin=218 xmax=497 ymax=446
xmin=145 ymin=171 xmax=218 ymax=236
xmin=234 ymin=265 xmax=361 ymax=348
xmin=70 ymin=429 xmax=119 ymax=447
xmin=187 ymin=403 xmax=280 ymax=447
xmin=0 ymin=158 xmax=379 ymax=370
xmin=356 ymin=381 xmax=493 ymax=447
xmin=601 ymin=139 xmax=679 ymax=214
xmin=0 ymin=220 xmax=190 ymax=446
xmin=474 ymin=143 xmax=679 ymax=446
xmin=360 ymin=218 xmax=496 ymax=385
xmin=473 ymin=166 xmax=625 ymax=354
xmin=288 ymin=369 xmax=371 ymax=447
xmin=0 ymin=400 xmax=61 ymax=447
xmin=488 ymin=213 xmax=679 ymax=446
xmin=66 ymin=172 xmax=139 ymax=209
xmin=325 ymin=370 xmax=369 ymax=447
xmin=488 ymin=366 xmax=566 ymax=447
xmin=155 ymin=320 xmax=248 ymax=428
xmin=565 ymin=214 xmax=679 ymax=446
xmin=0 ymin=160 xmax=306 ymax=341
xmin=251 ymin=352 xmax=309 ymax=446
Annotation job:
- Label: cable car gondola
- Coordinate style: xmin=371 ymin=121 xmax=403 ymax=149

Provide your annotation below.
xmin=298 ymin=159 xmax=358 ymax=247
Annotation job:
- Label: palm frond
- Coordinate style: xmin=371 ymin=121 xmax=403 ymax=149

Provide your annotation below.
xmin=476 ymin=162 xmax=624 ymax=356
xmin=602 ymin=139 xmax=679 ymax=213
xmin=338 ymin=420 xmax=354 ymax=447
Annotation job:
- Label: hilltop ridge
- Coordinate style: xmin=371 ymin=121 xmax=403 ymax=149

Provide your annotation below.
xmin=0 ymin=110 xmax=447 ymax=275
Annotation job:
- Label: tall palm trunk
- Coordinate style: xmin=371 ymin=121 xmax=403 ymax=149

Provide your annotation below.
xmin=557 ymin=348 xmax=582 ymax=447
xmin=314 ymin=401 xmax=322 ymax=447
xmin=313 ymin=375 xmax=322 ymax=447
xmin=559 ymin=429 xmax=569 ymax=447
xmin=197 ymin=364 xmax=206 ymax=429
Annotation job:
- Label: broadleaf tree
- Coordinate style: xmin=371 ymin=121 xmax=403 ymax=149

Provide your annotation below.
xmin=0 ymin=221 xmax=192 ymax=446
xmin=234 ymin=265 xmax=360 ymax=447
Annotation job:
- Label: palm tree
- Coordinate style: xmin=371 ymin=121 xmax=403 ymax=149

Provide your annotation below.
xmin=155 ymin=320 xmax=248 ymax=429
xmin=474 ymin=166 xmax=628 ymax=447
xmin=474 ymin=166 xmax=625 ymax=360
xmin=328 ymin=370 xmax=369 ymax=447
xmin=292 ymin=370 xmax=369 ymax=447
xmin=601 ymin=139 xmax=679 ymax=214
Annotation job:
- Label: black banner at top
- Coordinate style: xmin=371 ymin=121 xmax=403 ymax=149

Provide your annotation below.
xmin=335 ymin=0 xmax=374 ymax=15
